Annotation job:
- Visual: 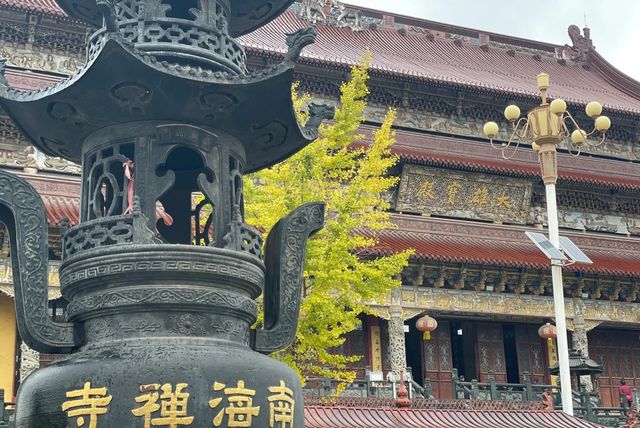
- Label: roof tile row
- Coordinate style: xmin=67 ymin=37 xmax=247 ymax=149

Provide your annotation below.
xmin=1 ymin=2 xmax=639 ymax=113
xmin=365 ymin=215 xmax=640 ymax=277
xmin=305 ymin=407 xmax=605 ymax=428
xmin=241 ymin=10 xmax=640 ymax=113
xmin=2 ymin=0 xmax=64 ymax=15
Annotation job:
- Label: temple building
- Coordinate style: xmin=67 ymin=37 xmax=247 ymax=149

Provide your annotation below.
xmin=1 ymin=0 xmax=640 ymax=416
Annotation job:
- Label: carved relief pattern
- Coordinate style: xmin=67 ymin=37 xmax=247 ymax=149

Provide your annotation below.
xmin=19 ymin=342 xmax=40 ymax=382
xmin=374 ymin=286 xmax=640 ymax=326
xmin=295 ymin=0 xmax=368 ymax=31
xmin=90 ymin=0 xmax=245 ymax=72
xmin=63 ymin=215 xmax=134 ymax=258
xmin=0 ymin=20 xmax=85 ymax=56
xmin=61 ymin=259 xmax=263 ymax=289
xmin=0 ymin=171 xmax=76 ymax=352
xmin=118 ymin=317 xmax=161 ymax=334
xmin=423 ymin=333 xmax=436 ymax=372
xmin=84 ymin=318 xmax=117 ymax=342
xmin=388 ymin=312 xmax=407 ymax=374
xmin=211 ymin=317 xmax=248 ymax=344
xmin=254 ymin=203 xmax=325 ymax=353
xmin=439 ymin=340 xmax=450 ymax=370
xmin=0 ymin=44 xmax=84 ymax=75
xmin=168 ymin=313 xmax=209 ymax=336
xmin=67 ymin=288 xmax=257 ymax=320
xmin=396 ymin=165 xmax=533 ymax=224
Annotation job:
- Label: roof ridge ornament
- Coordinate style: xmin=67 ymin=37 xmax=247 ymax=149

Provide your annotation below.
xmin=297 ymin=0 xmax=366 ymax=31
xmin=561 ymin=24 xmax=594 ymax=64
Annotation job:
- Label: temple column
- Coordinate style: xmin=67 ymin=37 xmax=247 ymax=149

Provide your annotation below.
xmin=388 ymin=289 xmax=407 ymax=375
xmin=571 ymin=298 xmax=599 ymax=392
xmin=388 ymin=307 xmax=407 ymax=375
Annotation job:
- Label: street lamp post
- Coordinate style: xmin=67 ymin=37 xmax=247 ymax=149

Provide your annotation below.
xmin=483 ymin=73 xmax=611 ymax=415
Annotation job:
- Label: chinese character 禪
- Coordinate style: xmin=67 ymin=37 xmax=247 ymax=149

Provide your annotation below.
xmin=61 ymin=382 xmax=112 ymax=428
xmin=132 ymin=383 xmax=194 ymax=428
xmin=268 ymin=380 xmax=295 ymax=428
xmin=209 ymin=381 xmax=260 ymax=427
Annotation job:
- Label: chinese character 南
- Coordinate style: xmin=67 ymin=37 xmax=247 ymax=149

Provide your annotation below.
xmin=132 ymin=383 xmax=194 ymax=428
xmin=61 ymin=382 xmax=113 ymax=428
xmin=209 ymin=381 xmax=260 ymax=427
xmin=268 ymin=381 xmax=295 ymax=428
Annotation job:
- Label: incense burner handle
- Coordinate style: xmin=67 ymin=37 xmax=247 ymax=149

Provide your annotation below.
xmin=0 ymin=170 xmax=77 ymax=353
xmin=252 ymin=202 xmax=325 ymax=354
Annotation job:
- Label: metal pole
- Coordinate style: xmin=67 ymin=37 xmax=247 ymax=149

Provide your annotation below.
xmin=545 ymin=182 xmax=574 ymax=415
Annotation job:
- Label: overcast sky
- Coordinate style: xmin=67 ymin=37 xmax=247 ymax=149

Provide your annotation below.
xmin=346 ymin=0 xmax=640 ymax=82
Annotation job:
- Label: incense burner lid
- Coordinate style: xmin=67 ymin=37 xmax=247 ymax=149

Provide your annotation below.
xmin=0 ymin=37 xmax=322 ymax=173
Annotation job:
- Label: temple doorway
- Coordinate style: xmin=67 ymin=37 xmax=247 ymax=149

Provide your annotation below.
xmin=450 ymin=321 xmax=478 ymax=381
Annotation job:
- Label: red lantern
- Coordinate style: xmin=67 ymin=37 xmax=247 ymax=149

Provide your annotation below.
xmin=416 ymin=315 xmax=438 ymax=340
xmin=538 ymin=322 xmax=557 ymax=346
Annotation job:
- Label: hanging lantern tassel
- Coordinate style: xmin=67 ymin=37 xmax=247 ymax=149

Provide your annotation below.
xmin=416 ymin=315 xmax=437 ymax=342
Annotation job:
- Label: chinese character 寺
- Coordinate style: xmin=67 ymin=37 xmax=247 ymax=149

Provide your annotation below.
xmin=471 ymin=186 xmax=489 ymax=207
xmin=446 ymin=181 xmax=462 ymax=205
xmin=416 ymin=180 xmax=435 ymax=200
xmin=61 ymin=381 xmax=112 ymax=428
xmin=496 ymin=194 xmax=513 ymax=209
xmin=132 ymin=383 xmax=194 ymax=428
xmin=209 ymin=380 xmax=260 ymax=427
xmin=268 ymin=381 xmax=295 ymax=428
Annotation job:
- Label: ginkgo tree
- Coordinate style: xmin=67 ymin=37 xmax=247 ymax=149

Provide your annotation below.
xmin=244 ymin=54 xmax=412 ymax=385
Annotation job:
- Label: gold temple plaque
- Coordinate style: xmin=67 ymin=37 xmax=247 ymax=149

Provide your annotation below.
xmin=396 ymin=165 xmax=533 ymax=224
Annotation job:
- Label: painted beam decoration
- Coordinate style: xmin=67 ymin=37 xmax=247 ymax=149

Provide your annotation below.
xmin=396 ymin=164 xmax=533 ymax=224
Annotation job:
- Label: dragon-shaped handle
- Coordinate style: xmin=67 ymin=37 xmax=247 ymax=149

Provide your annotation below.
xmin=252 ymin=202 xmax=325 ymax=354
xmin=0 ymin=170 xmax=77 ymax=353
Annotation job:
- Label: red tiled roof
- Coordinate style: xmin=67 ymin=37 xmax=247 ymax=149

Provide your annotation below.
xmin=366 ymin=215 xmax=640 ymax=277
xmin=1 ymin=2 xmax=638 ymax=113
xmin=42 ymin=194 xmax=80 ymax=225
xmin=357 ymin=125 xmax=640 ymax=191
xmin=304 ymin=406 xmax=604 ymax=428
xmin=242 ymin=10 xmax=640 ymax=114
xmin=1 ymin=0 xmax=64 ymax=16
xmin=6 ymin=70 xmax=63 ymax=91
xmin=17 ymin=172 xmax=81 ymax=225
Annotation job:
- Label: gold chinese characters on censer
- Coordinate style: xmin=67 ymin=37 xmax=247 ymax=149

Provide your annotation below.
xmin=61 ymin=380 xmax=296 ymax=428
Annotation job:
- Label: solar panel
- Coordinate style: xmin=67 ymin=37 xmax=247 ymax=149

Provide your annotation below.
xmin=559 ymin=236 xmax=593 ymax=265
xmin=525 ymin=232 xmax=567 ymax=261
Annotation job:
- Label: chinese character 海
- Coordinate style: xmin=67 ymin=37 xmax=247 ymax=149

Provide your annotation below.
xmin=132 ymin=383 xmax=194 ymax=427
xmin=268 ymin=381 xmax=295 ymax=428
xmin=209 ymin=381 xmax=260 ymax=427
xmin=61 ymin=382 xmax=112 ymax=428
